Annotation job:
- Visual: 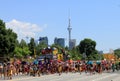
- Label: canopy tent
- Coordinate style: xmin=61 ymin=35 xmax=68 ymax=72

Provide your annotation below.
xmin=87 ymin=61 xmax=93 ymax=64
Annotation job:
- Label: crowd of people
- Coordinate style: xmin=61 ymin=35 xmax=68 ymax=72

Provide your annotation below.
xmin=0 ymin=59 xmax=120 ymax=80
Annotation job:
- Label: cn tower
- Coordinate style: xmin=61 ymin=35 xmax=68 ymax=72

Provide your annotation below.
xmin=67 ymin=17 xmax=72 ymax=49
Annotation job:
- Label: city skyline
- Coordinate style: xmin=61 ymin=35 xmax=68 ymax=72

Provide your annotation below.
xmin=0 ymin=0 xmax=120 ymax=53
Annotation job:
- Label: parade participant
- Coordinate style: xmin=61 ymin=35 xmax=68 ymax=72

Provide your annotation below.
xmin=65 ymin=62 xmax=69 ymax=73
xmin=7 ymin=63 xmax=13 ymax=80
xmin=105 ymin=62 xmax=109 ymax=72
xmin=33 ymin=64 xmax=38 ymax=76
xmin=83 ymin=63 xmax=87 ymax=74
xmin=58 ymin=63 xmax=62 ymax=76
xmin=12 ymin=64 xmax=17 ymax=76
xmin=57 ymin=62 xmax=62 ymax=76
xmin=112 ymin=62 xmax=115 ymax=72
xmin=75 ymin=62 xmax=78 ymax=72
xmin=29 ymin=65 xmax=33 ymax=76
xmin=37 ymin=64 xmax=41 ymax=77
xmin=3 ymin=63 xmax=7 ymax=80
xmin=15 ymin=64 xmax=21 ymax=75
xmin=78 ymin=62 xmax=82 ymax=74
xmin=97 ymin=63 xmax=102 ymax=74
xmin=92 ymin=62 xmax=96 ymax=74
xmin=89 ymin=64 xmax=93 ymax=75
xmin=0 ymin=63 xmax=3 ymax=78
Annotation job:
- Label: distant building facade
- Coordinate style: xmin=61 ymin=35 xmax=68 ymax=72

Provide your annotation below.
xmin=98 ymin=51 xmax=104 ymax=54
xmin=54 ymin=37 xmax=65 ymax=47
xmin=69 ymin=39 xmax=76 ymax=50
xmin=39 ymin=37 xmax=48 ymax=45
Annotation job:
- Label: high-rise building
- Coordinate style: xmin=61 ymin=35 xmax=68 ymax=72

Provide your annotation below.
xmin=69 ymin=39 xmax=76 ymax=50
xmin=39 ymin=37 xmax=48 ymax=45
xmin=67 ymin=16 xmax=72 ymax=49
xmin=54 ymin=37 xmax=65 ymax=47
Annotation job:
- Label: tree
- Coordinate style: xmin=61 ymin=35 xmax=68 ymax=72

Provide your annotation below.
xmin=13 ymin=39 xmax=31 ymax=58
xmin=65 ymin=46 xmax=69 ymax=51
xmin=19 ymin=39 xmax=27 ymax=48
xmin=13 ymin=46 xmax=31 ymax=58
xmin=36 ymin=42 xmax=48 ymax=55
xmin=28 ymin=38 xmax=36 ymax=56
xmin=114 ymin=48 xmax=120 ymax=59
xmin=0 ymin=19 xmax=17 ymax=57
xmin=70 ymin=46 xmax=82 ymax=60
xmin=78 ymin=38 xmax=96 ymax=60
xmin=13 ymin=47 xmax=23 ymax=58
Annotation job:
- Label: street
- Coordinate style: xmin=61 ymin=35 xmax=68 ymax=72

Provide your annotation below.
xmin=1 ymin=71 xmax=120 ymax=81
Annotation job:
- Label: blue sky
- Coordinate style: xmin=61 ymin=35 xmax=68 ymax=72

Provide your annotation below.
xmin=0 ymin=0 xmax=120 ymax=52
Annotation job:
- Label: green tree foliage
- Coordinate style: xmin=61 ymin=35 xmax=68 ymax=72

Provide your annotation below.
xmin=78 ymin=38 xmax=97 ymax=60
xmin=0 ymin=19 xmax=17 ymax=57
xmin=22 ymin=47 xmax=31 ymax=56
xmin=14 ymin=47 xmax=23 ymax=58
xmin=28 ymin=38 xmax=36 ymax=56
xmin=69 ymin=46 xmax=82 ymax=60
xmin=88 ymin=52 xmax=103 ymax=60
xmin=14 ymin=46 xmax=31 ymax=58
xmin=65 ymin=46 xmax=69 ymax=51
xmin=114 ymin=48 xmax=120 ymax=59
xmin=19 ymin=39 xmax=27 ymax=48
xmin=36 ymin=42 xmax=48 ymax=55
xmin=13 ymin=39 xmax=31 ymax=58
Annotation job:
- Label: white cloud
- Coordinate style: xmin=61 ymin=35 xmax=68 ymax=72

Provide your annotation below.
xmin=6 ymin=19 xmax=44 ymax=41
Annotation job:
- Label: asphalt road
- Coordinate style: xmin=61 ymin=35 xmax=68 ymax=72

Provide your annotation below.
xmin=1 ymin=71 xmax=120 ymax=81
